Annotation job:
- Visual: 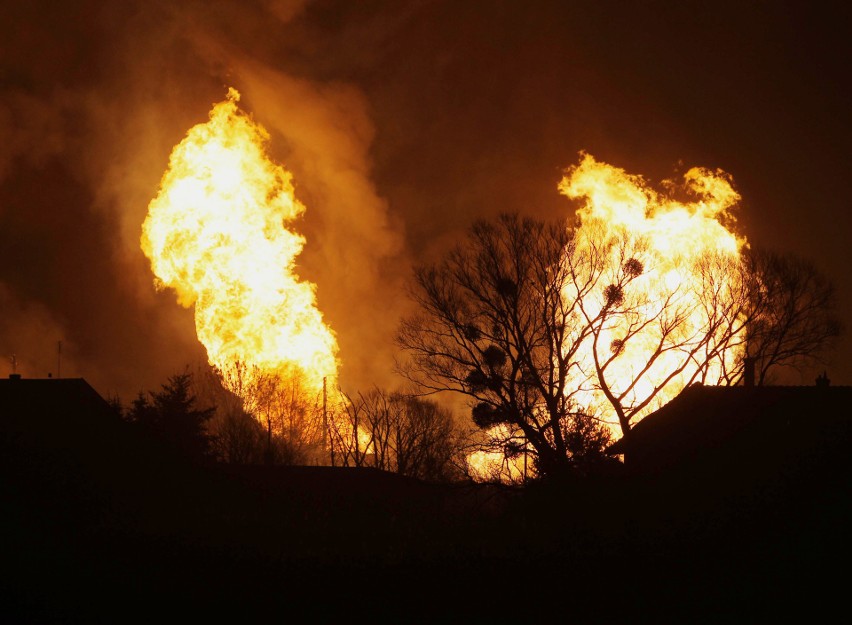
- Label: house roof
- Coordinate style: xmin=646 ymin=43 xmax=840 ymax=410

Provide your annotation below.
xmin=607 ymin=383 xmax=852 ymax=458
xmin=0 ymin=376 xmax=113 ymax=416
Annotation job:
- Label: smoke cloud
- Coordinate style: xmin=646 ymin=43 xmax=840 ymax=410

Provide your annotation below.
xmin=1 ymin=0 xmax=850 ymax=400
xmin=0 ymin=0 xmax=408 ymax=397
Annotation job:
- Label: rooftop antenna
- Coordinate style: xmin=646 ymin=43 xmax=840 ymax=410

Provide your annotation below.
xmin=10 ymin=353 xmax=17 ymax=374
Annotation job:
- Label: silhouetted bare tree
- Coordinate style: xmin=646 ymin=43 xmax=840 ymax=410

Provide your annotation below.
xmin=397 ymin=214 xmax=614 ymax=477
xmin=189 ymin=364 xmax=265 ymax=464
xmin=213 ymin=361 xmax=325 ymax=465
xmin=331 ymin=388 xmax=465 ymax=481
xmin=740 ymin=248 xmax=841 ymax=384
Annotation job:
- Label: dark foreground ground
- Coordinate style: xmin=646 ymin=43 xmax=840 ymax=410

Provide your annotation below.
xmin=2 ymin=402 xmax=850 ymax=624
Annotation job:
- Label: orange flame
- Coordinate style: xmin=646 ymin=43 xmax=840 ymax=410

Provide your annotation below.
xmin=141 ymin=88 xmax=338 ymax=403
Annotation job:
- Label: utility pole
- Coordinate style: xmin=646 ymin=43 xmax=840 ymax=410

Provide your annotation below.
xmin=322 ymin=376 xmax=329 ymax=465
xmin=57 ymin=341 xmax=62 ymax=379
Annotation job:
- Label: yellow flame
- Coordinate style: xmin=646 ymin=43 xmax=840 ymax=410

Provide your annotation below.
xmin=141 ymin=88 xmax=338 ymax=405
xmin=560 ymin=153 xmax=745 ymax=428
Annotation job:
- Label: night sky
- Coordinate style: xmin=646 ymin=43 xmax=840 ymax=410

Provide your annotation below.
xmin=1 ymin=0 xmax=849 ymax=402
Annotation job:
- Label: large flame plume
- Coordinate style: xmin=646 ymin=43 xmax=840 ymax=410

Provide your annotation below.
xmin=474 ymin=154 xmax=748 ymax=481
xmin=141 ymin=88 xmax=338 ymax=404
xmin=561 ymin=153 xmax=746 ymax=427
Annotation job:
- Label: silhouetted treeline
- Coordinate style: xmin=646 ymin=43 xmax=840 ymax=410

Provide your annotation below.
xmin=2 ymin=375 xmax=850 ymax=622
xmin=116 ymin=368 xmax=473 ymax=482
xmin=330 ymin=387 xmax=468 ymax=481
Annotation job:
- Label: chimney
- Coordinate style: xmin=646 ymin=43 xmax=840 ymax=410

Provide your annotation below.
xmin=816 ymin=370 xmax=831 ymax=387
xmin=743 ymin=357 xmax=756 ymax=387
xmin=9 ymin=373 xmax=21 ymax=380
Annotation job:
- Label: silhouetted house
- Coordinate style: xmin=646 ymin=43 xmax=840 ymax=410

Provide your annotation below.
xmin=0 ymin=374 xmax=155 ymax=492
xmin=0 ymin=374 xmax=130 ymax=466
xmin=608 ymin=377 xmax=852 ymax=489
xmin=0 ymin=374 xmax=115 ymax=420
